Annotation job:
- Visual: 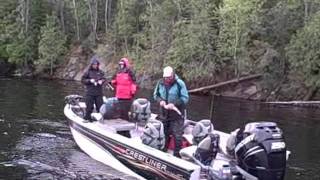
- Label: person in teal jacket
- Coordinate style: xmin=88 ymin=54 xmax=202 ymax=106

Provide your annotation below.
xmin=153 ymin=66 xmax=189 ymax=157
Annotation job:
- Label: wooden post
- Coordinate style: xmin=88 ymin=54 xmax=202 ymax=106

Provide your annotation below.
xmin=209 ymin=94 xmax=215 ymax=120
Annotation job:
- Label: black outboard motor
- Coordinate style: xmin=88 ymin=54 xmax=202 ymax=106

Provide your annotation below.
xmin=234 ymin=122 xmax=287 ymax=180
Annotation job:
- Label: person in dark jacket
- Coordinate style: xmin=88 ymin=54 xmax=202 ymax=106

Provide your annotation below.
xmin=81 ymin=56 xmax=106 ymax=122
xmin=153 ymin=66 xmax=189 ymax=157
xmin=111 ymin=57 xmax=137 ymax=120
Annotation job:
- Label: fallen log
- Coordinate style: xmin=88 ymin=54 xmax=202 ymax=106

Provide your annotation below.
xmin=264 ymin=101 xmax=320 ymax=108
xmin=188 ymin=74 xmax=262 ymax=94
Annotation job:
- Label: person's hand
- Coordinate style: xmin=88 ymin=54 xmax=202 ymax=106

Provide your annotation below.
xmin=164 ymin=103 xmax=182 ymax=115
xmin=98 ymin=80 xmax=103 ymax=85
xmin=90 ymin=79 xmax=95 ymax=84
xmin=165 ymin=103 xmax=175 ymax=110
xmin=159 ymin=100 xmax=166 ymax=107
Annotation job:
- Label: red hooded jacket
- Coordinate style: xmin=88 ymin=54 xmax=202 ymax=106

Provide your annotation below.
xmin=111 ymin=58 xmax=137 ymax=99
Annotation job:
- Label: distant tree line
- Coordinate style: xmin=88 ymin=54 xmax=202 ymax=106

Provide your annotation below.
xmin=1 ymin=0 xmax=320 ymax=98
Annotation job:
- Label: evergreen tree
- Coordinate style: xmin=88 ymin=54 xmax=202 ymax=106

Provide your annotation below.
xmin=286 ymin=11 xmax=320 ymax=88
xmin=38 ymin=15 xmax=67 ymax=76
xmin=218 ymin=0 xmax=264 ymax=77
xmin=1 ymin=0 xmax=47 ymax=73
xmin=114 ymin=0 xmax=142 ymax=53
xmin=166 ymin=0 xmax=222 ymax=80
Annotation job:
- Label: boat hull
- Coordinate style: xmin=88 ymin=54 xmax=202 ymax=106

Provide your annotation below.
xmin=67 ymin=115 xmax=200 ymax=180
xmin=63 ymin=95 xmax=290 ymax=180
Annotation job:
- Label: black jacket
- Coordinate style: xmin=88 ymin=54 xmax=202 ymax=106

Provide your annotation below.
xmin=81 ymin=68 xmax=106 ymax=96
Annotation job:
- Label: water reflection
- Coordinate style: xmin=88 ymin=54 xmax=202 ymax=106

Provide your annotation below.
xmin=0 ymin=78 xmax=137 ymax=179
xmin=207 ymin=96 xmax=320 ymax=180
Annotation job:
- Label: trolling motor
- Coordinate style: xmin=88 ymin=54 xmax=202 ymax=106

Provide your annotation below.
xmin=231 ymin=122 xmax=287 ymax=180
xmin=64 ymin=94 xmax=84 ymax=105
xmin=64 ymin=95 xmax=85 ymax=117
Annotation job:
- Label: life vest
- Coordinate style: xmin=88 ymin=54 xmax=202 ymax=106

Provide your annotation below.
xmin=113 ymin=72 xmax=137 ymax=99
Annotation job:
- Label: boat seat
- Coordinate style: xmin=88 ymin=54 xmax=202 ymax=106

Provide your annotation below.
xmin=179 ymin=145 xmax=197 ymax=161
xmin=99 ymin=119 xmax=136 ymax=132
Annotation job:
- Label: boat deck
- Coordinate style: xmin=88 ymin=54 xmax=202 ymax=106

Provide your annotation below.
xmin=99 ymin=118 xmax=136 ymax=132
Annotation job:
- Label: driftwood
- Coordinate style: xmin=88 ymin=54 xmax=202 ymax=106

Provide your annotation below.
xmin=188 ymin=74 xmax=262 ymax=93
xmin=264 ymin=101 xmax=320 ymax=108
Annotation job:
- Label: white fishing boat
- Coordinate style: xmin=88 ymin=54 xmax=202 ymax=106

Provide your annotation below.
xmin=64 ymin=95 xmax=290 ymax=180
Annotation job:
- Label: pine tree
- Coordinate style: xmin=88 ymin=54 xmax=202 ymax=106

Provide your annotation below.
xmin=166 ymin=0 xmax=222 ymax=80
xmin=218 ymin=0 xmax=264 ymax=77
xmin=38 ymin=15 xmax=67 ymax=76
xmin=286 ymin=11 xmax=320 ymax=88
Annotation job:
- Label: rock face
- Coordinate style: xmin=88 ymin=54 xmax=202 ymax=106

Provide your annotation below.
xmin=54 ymin=44 xmax=156 ymax=89
xmin=55 ymin=46 xmax=93 ymax=81
xmin=55 ymin=45 xmax=113 ymax=81
xmin=55 ymin=44 xmax=121 ymax=82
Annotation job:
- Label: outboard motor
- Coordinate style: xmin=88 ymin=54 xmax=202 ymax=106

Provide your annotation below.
xmin=192 ymin=119 xmax=214 ymax=145
xmin=141 ymin=119 xmax=165 ymax=150
xmin=130 ymin=98 xmax=151 ymax=123
xmin=234 ymin=122 xmax=287 ymax=180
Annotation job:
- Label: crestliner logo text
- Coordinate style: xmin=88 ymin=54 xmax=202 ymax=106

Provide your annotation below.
xmin=125 ymin=148 xmax=186 ymax=179
xmin=126 ymin=149 xmax=167 ymax=171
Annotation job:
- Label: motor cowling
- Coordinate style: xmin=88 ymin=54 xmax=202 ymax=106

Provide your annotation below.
xmin=234 ymin=122 xmax=287 ymax=180
xmin=130 ymin=98 xmax=151 ymax=123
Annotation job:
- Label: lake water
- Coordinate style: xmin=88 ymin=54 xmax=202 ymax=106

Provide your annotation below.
xmin=0 ymin=78 xmax=319 ymax=179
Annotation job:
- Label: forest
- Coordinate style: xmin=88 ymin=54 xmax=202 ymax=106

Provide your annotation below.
xmin=1 ymin=0 xmax=320 ymax=100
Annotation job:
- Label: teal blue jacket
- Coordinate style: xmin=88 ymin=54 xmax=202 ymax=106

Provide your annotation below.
xmin=153 ymin=75 xmax=189 ymax=108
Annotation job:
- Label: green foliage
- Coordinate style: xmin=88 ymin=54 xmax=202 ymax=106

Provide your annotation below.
xmin=0 ymin=0 xmax=18 ymax=19
xmin=6 ymin=34 xmax=32 ymax=65
xmin=114 ymin=0 xmax=143 ymax=47
xmin=75 ymin=0 xmax=90 ymax=38
xmin=1 ymin=0 xmax=320 ymax=100
xmin=166 ymin=0 xmax=222 ymax=80
xmin=0 ymin=0 xmax=47 ymax=70
xmin=125 ymin=0 xmax=223 ymax=81
xmin=0 ymin=0 xmax=18 ymax=59
xmin=130 ymin=0 xmax=178 ymax=73
xmin=218 ymin=0 xmax=265 ymax=75
xmin=37 ymin=15 xmax=67 ymax=75
xmin=286 ymin=12 xmax=320 ymax=87
xmin=4 ymin=11 xmax=29 ymax=66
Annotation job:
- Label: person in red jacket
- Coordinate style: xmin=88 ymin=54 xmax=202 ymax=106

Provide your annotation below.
xmin=111 ymin=57 xmax=137 ymax=120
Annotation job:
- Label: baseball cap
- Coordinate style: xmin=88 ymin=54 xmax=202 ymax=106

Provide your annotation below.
xmin=163 ymin=66 xmax=173 ymax=77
